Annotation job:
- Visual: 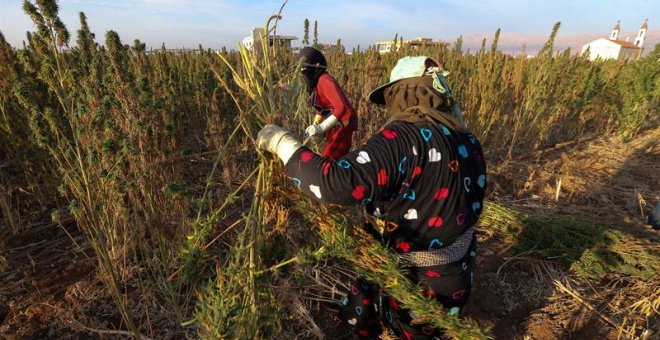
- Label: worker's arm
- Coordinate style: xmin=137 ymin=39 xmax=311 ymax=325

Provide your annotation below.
xmin=316 ymin=74 xmax=351 ymax=122
xmin=304 ymin=114 xmax=340 ymax=141
xmin=257 ymin=123 xmax=403 ymax=205
xmin=305 ymin=76 xmax=350 ymax=140
xmin=285 ymin=129 xmax=401 ymax=206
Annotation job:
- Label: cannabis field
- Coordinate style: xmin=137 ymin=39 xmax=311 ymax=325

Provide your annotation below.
xmin=1 ymin=1 xmax=659 ymax=339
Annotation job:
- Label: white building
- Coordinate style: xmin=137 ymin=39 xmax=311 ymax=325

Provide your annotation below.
xmin=581 ymin=20 xmax=647 ymax=61
xmin=241 ymin=28 xmax=297 ymax=52
xmin=374 ymin=37 xmax=449 ymax=54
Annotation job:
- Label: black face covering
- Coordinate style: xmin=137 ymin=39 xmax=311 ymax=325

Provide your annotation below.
xmin=298 ymin=47 xmax=327 ymax=93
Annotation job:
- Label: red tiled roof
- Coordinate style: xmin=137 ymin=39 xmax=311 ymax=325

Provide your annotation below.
xmin=610 ymin=39 xmax=641 ymax=48
xmin=641 ymin=21 xmax=648 ymax=29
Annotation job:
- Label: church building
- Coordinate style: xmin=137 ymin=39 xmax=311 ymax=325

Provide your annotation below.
xmin=581 ymin=20 xmax=647 ymax=61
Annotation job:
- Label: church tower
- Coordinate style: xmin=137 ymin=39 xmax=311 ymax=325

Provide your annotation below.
xmin=634 ymin=20 xmax=648 ymax=48
xmin=610 ymin=21 xmax=620 ymax=40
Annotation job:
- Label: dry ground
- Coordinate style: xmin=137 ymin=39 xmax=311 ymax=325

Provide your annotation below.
xmin=1 ymin=128 xmax=658 ymax=339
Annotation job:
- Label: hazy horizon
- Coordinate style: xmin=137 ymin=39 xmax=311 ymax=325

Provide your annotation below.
xmin=1 ymin=0 xmax=658 ymax=54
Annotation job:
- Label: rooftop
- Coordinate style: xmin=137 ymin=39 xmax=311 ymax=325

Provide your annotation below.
xmin=268 ymin=35 xmax=298 ymax=41
xmin=374 ymin=37 xmax=449 ymax=45
xmin=608 ymin=39 xmax=641 ymax=48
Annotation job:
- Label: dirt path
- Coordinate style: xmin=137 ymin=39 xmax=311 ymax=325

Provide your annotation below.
xmin=468 ymin=127 xmax=659 ymax=339
xmin=0 ymin=214 xmax=99 ymax=338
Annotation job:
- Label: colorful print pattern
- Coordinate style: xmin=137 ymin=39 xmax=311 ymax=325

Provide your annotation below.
xmin=338 ymin=240 xmax=476 ymax=339
xmin=285 ymin=119 xmax=487 ymax=338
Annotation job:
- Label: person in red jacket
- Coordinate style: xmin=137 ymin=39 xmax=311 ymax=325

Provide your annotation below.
xmin=298 ymin=47 xmax=358 ymax=161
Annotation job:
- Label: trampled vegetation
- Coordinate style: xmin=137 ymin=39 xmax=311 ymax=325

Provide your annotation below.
xmin=1 ymin=1 xmax=658 ymax=339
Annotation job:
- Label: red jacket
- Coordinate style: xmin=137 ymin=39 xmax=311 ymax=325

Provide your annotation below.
xmin=310 ymin=73 xmax=358 ymax=128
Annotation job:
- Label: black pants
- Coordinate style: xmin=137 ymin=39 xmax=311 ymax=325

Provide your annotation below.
xmin=338 ymin=241 xmax=476 ymax=339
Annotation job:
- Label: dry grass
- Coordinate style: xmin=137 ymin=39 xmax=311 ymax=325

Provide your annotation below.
xmin=489 ymin=127 xmax=659 ymax=228
xmin=0 ymin=1 xmax=658 ymax=339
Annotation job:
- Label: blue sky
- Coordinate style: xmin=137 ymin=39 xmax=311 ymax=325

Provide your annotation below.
xmin=1 ymin=0 xmax=658 ymax=53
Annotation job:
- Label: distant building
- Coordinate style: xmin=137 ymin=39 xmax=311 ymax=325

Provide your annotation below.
xmin=374 ymin=37 xmax=449 ymax=54
xmin=242 ymin=28 xmax=298 ymax=52
xmin=581 ymin=20 xmax=647 ymax=61
xmin=316 ymin=42 xmax=345 ymax=54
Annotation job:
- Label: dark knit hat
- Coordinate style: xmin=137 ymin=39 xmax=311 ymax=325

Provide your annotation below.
xmin=297 ymin=47 xmax=327 ymax=92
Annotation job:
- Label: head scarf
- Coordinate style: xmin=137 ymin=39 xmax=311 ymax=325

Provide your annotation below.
xmin=383 ymin=76 xmax=446 ymax=114
xmin=297 ymin=47 xmax=327 ymax=93
xmin=381 ymin=76 xmax=470 ymax=134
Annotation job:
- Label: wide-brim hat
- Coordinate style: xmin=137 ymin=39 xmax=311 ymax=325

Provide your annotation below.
xmin=368 ymin=56 xmax=439 ymax=105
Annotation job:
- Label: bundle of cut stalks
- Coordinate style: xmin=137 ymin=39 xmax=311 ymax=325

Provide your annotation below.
xmin=192 ymin=8 xmax=311 ymax=337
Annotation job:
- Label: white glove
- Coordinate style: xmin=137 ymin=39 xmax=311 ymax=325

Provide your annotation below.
xmin=319 ymin=114 xmax=340 ymax=131
xmin=256 ymin=124 xmax=303 ymax=165
xmin=304 ymin=115 xmax=340 ymax=141
xmin=304 ymin=124 xmax=323 ymax=141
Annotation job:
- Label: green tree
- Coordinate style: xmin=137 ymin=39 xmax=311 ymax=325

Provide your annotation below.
xmin=313 ymin=20 xmax=318 ymax=48
xmin=303 ymin=18 xmax=309 ymax=45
